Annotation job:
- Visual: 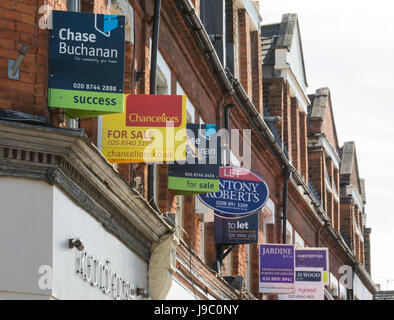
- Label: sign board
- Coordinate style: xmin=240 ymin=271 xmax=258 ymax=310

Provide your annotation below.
xmin=259 ymin=244 xmax=295 ymax=294
xmin=295 ymin=248 xmax=329 ymax=284
xmin=49 ymin=10 xmax=125 ymax=118
xmin=168 ymin=124 xmax=220 ymax=194
xmin=278 ymin=268 xmax=325 ymax=300
xmin=102 ymin=94 xmax=187 ymax=163
xmin=214 ymin=213 xmax=258 ymax=244
xmin=198 ymin=166 xmax=269 ymax=217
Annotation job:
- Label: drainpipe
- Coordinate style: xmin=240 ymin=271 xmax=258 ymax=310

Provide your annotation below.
xmin=350 ymin=263 xmax=355 ymax=300
xmin=65 ymin=0 xmax=81 ymax=129
xmin=148 ymin=0 xmax=162 ymax=212
xmin=215 ymin=103 xmax=235 ymax=274
xmin=224 ymin=103 xmax=235 ymax=133
xmin=282 ymin=168 xmax=291 ymax=244
xmin=175 ymin=0 xmax=234 ymax=96
xmin=174 ymin=1 xmax=379 ymax=296
xmin=223 ymin=103 xmax=235 ymax=166
xmin=175 ymin=0 xmax=331 ymax=225
xmin=316 ymin=223 xmax=325 ymax=247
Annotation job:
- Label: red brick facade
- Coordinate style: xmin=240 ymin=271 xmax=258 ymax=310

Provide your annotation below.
xmin=0 ymin=0 xmax=375 ymax=300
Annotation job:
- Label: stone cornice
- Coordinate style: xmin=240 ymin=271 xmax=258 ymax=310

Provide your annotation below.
xmin=0 ymin=120 xmax=173 ymax=260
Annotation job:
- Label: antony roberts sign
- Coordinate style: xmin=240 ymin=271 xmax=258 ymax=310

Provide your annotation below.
xmin=198 ymin=166 xmax=269 ymax=217
xmin=48 ymin=10 xmax=125 ymax=118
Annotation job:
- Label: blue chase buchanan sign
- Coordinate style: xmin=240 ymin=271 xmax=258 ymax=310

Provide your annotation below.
xmin=48 ymin=10 xmax=125 ymax=119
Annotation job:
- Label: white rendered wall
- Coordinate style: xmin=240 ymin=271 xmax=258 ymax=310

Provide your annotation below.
xmin=166 ymin=279 xmax=197 ymax=300
xmin=0 ymin=177 xmax=148 ymax=300
xmin=0 ymin=177 xmax=53 ymax=300
xmin=288 ymin=25 xmax=307 ymax=93
xmin=51 ymin=185 xmax=148 ymax=300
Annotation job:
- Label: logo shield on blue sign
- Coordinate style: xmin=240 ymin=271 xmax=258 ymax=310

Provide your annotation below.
xmin=94 ymin=14 xmax=119 ymax=37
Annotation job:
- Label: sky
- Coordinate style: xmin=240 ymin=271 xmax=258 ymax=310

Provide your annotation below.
xmin=259 ymin=0 xmax=394 ymax=290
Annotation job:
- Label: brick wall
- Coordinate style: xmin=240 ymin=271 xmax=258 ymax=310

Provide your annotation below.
xmin=340 ymin=201 xmax=354 ymax=250
xmin=231 ymin=244 xmax=247 ymax=278
xmin=334 ymin=201 xmax=340 ymax=233
xmin=321 ymin=99 xmax=338 ymax=150
xmin=0 ymin=0 xmax=122 ymax=129
xmin=263 ymin=78 xmax=284 ymax=144
xmin=333 ymin=168 xmax=340 ymax=232
xmin=308 ymin=149 xmax=326 ymax=208
xmin=283 ymin=81 xmax=291 ymax=161
xmin=0 ymin=0 xmax=372 ymax=299
xmin=364 ymin=228 xmax=372 ymax=274
xmin=290 ymin=98 xmax=300 ymax=171
xmin=250 ymin=30 xmax=262 ymax=113
xmin=157 ymin=164 xmax=176 ymax=213
xmin=204 ymin=221 xmax=215 ymax=267
xmin=299 ymin=111 xmax=308 ymax=182
xmin=250 ymin=243 xmax=259 ymax=295
xmin=326 ymin=158 xmax=334 ymax=223
xmin=183 ymin=195 xmax=201 ymax=253
xmin=238 ymin=9 xmax=252 ymax=98
xmin=225 ymin=0 xmax=239 ymax=78
xmin=355 ymin=207 xmax=364 ymax=264
xmin=0 ymin=0 xmax=66 ymax=119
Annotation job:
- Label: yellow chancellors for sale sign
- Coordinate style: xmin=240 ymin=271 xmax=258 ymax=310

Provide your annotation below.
xmin=102 ymin=94 xmax=187 ymax=163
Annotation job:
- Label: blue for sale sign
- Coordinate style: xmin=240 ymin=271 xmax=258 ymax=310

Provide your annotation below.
xmin=48 ymin=10 xmax=125 ymax=118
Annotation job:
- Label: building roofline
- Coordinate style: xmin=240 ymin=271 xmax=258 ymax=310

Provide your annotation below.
xmin=162 ymin=0 xmax=378 ymax=295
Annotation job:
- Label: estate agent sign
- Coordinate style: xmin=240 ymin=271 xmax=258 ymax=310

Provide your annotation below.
xmin=102 ymin=94 xmax=187 ymax=163
xmin=198 ymin=166 xmax=269 ymax=217
xmin=48 ymin=10 xmax=125 ymax=118
xmin=259 ymin=244 xmax=295 ymax=294
xmin=168 ymin=124 xmax=221 ymax=194
xmin=214 ymin=213 xmax=258 ymax=244
xmin=295 ymin=248 xmax=329 ymax=284
xmin=278 ymin=268 xmax=325 ymax=300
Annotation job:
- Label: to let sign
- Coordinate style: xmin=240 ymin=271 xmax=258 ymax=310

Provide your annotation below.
xmin=214 ymin=213 xmax=258 ymax=244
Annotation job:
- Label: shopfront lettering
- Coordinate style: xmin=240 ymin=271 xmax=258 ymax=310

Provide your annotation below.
xmin=76 ymin=250 xmax=141 ymax=300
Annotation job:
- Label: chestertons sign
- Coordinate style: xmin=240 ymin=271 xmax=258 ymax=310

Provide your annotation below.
xmin=102 ymin=94 xmax=187 ymax=163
